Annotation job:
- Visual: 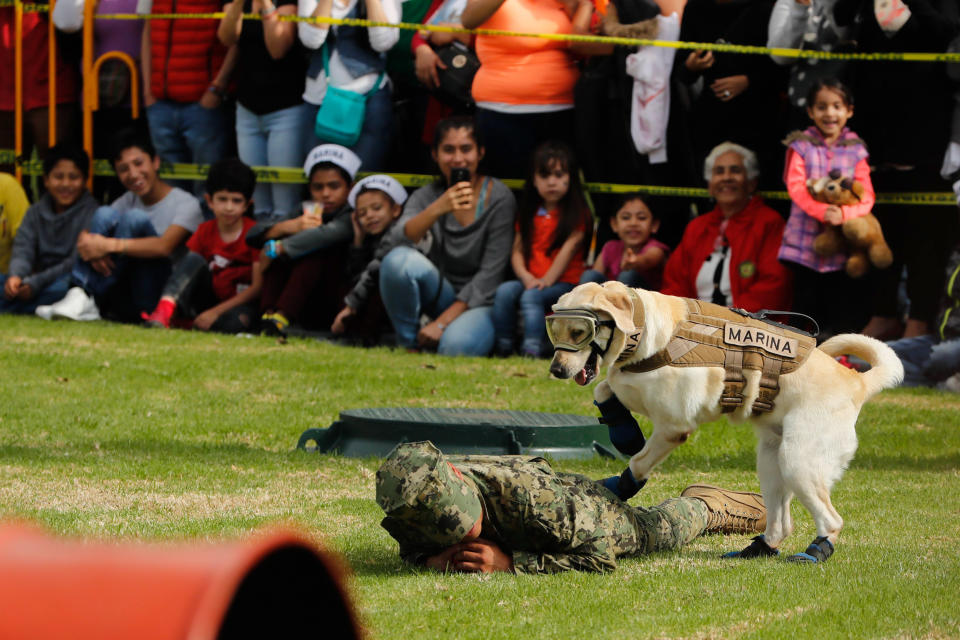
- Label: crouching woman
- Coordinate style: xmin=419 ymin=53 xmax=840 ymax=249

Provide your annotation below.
xmin=379 ymin=116 xmax=516 ymax=356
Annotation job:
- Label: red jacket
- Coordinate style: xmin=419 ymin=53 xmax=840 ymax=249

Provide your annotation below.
xmin=0 ymin=9 xmax=79 ymax=111
xmin=148 ymin=0 xmax=226 ymax=102
xmin=661 ymin=197 xmax=793 ymax=312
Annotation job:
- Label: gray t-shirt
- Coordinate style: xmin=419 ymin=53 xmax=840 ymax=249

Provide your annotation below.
xmin=391 ymin=178 xmax=516 ymax=308
xmin=111 ymin=187 xmax=203 ymax=235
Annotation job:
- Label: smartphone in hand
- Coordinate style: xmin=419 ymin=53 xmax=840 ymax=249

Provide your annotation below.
xmin=450 ymin=167 xmax=470 ymax=185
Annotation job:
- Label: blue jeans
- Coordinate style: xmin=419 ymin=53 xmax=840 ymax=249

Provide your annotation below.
xmin=311 ymin=83 xmax=393 ymax=171
xmin=236 ymin=102 xmax=314 ymax=220
xmin=72 ymin=206 xmax=171 ymax=321
xmin=579 ymin=268 xmax=650 ymax=289
xmin=379 ymin=246 xmax=495 ymax=356
xmin=492 ymin=279 xmax=573 ymax=355
xmin=0 ymin=272 xmax=71 ymax=314
xmin=887 ymin=335 xmax=935 ymax=386
xmin=145 ymin=100 xmax=230 ymax=195
xmin=888 ymin=334 xmax=960 ymax=386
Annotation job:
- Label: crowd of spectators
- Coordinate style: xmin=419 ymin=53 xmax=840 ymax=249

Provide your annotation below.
xmin=1 ymin=0 xmax=959 ymax=386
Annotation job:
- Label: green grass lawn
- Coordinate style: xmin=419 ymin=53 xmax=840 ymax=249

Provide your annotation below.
xmin=1 ymin=315 xmax=958 ymax=639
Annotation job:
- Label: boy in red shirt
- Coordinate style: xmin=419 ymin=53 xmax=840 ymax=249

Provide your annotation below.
xmin=141 ymin=158 xmax=262 ymax=332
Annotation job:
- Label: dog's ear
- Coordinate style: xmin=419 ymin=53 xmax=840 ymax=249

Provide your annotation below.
xmin=595 ymin=282 xmax=637 ymax=334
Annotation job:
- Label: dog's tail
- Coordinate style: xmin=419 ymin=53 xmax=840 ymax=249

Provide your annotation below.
xmin=819 ymin=334 xmax=905 ymax=397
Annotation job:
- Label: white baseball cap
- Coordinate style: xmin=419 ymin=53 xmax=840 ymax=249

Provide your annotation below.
xmin=303 ymin=144 xmax=362 ymax=180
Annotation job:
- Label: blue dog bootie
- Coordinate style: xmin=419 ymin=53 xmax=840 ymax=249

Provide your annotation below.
xmin=723 ymin=535 xmax=780 ymax=559
xmin=786 ymin=536 xmax=835 ymax=564
xmin=600 ymin=466 xmax=647 ymax=501
xmin=595 ymin=395 xmax=646 ymax=456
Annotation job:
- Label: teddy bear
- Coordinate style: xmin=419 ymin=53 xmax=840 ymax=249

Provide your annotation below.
xmin=808 ymin=170 xmax=893 ymax=278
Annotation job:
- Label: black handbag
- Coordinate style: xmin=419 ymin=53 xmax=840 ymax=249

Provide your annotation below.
xmin=432 ymin=41 xmax=480 ymax=109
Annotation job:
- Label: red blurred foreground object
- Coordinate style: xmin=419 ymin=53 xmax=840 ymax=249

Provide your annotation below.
xmin=0 ymin=522 xmax=361 ymax=640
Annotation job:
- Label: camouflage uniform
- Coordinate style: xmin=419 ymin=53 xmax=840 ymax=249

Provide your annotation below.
xmin=376 ymin=442 xmax=711 ymax=574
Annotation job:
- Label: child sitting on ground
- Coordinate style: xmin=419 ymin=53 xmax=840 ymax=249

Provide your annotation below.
xmin=245 ymin=144 xmax=361 ymax=337
xmin=492 ymin=141 xmax=591 ymax=357
xmin=580 ymin=192 xmax=669 ymax=290
xmin=330 ymin=175 xmax=410 ymax=344
xmin=36 ymin=130 xmax=204 ymax=323
xmin=141 ymin=159 xmax=262 ymax=333
xmin=1 ymin=145 xmax=98 ymax=314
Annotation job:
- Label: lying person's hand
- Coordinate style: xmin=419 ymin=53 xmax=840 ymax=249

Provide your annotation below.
xmin=425 ymin=545 xmax=461 ymax=571
xmin=452 ymin=538 xmax=514 ymax=573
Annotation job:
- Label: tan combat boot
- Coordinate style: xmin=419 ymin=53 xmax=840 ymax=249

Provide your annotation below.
xmin=680 ymin=484 xmax=766 ymax=534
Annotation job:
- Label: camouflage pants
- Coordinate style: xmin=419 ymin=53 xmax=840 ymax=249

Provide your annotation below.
xmin=559 ymin=472 xmax=711 ymax=560
xmin=626 ymin=497 xmax=711 ymax=555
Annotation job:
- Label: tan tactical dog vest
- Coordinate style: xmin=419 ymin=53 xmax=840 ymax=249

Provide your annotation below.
xmin=619 ymin=299 xmax=816 ymax=415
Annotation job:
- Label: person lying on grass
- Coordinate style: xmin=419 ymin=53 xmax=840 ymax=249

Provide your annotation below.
xmin=375 ymin=441 xmax=766 ymax=574
xmin=141 ymin=158 xmax=263 ymax=333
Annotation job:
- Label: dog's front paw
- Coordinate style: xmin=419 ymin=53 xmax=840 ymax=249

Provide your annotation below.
xmin=786 ymin=536 xmax=834 ymax=564
xmin=723 ymin=535 xmax=779 ymax=559
xmin=600 ymin=467 xmax=647 ymax=501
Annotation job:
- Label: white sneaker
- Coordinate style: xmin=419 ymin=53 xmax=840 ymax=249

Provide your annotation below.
xmin=35 ymin=304 xmax=55 ymax=320
xmin=46 ymin=286 xmax=100 ymax=321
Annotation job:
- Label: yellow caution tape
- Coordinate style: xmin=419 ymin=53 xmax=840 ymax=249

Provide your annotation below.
xmin=2 ymin=150 xmax=954 ymax=205
xmin=4 ymin=0 xmax=959 ymax=62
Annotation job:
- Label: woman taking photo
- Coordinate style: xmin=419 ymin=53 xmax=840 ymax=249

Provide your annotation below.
xmin=380 ymin=116 xmax=516 ymax=355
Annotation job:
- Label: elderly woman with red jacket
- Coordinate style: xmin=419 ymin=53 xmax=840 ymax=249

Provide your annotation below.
xmin=661 ymin=142 xmax=792 ymax=312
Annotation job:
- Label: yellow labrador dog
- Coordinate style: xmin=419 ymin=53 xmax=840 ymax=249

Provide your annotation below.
xmin=547 ymin=281 xmax=904 ymax=562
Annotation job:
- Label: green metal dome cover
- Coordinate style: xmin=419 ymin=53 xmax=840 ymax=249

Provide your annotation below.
xmin=297 ymin=407 xmax=618 ymax=459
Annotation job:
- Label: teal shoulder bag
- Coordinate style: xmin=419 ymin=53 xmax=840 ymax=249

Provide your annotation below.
xmin=314 ymin=44 xmax=386 ymax=146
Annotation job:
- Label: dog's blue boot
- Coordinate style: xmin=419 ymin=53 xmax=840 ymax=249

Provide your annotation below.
xmin=786 ymin=536 xmax=834 ymax=563
xmin=723 ymin=535 xmax=780 ymax=559
xmin=595 ymin=395 xmax=646 ymax=456
xmin=600 ymin=466 xmax=647 ymax=501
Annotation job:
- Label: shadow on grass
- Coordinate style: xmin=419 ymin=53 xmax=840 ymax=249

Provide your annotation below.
xmin=2 ymin=437 xmax=955 ymax=472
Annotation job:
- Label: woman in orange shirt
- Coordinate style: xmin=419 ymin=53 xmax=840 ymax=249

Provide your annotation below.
xmin=461 ymin=0 xmax=600 ymax=178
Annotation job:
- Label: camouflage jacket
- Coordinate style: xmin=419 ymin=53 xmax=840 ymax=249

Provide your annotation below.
xmin=380 ymin=455 xmax=695 ymax=574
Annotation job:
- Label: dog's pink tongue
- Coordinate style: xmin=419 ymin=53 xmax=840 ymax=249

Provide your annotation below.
xmin=575 ymin=368 xmax=588 ymax=386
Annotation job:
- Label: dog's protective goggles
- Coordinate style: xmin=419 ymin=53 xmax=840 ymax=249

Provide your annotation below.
xmin=545 ymin=308 xmax=615 ymax=352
